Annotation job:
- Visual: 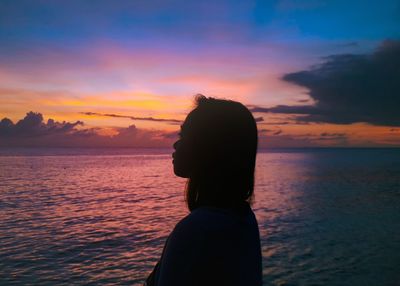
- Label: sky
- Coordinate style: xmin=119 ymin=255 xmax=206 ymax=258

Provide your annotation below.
xmin=0 ymin=0 xmax=399 ymax=148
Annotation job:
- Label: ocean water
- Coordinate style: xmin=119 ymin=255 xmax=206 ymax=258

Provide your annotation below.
xmin=0 ymin=148 xmax=399 ymax=285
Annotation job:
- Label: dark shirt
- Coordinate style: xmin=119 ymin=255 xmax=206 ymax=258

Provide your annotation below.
xmin=147 ymin=202 xmax=263 ymax=286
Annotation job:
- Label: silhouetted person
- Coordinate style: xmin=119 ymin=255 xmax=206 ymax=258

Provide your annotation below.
xmin=145 ymin=95 xmax=262 ymax=286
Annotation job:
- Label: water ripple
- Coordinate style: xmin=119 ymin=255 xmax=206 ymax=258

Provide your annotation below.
xmin=1 ymin=149 xmax=400 ymax=285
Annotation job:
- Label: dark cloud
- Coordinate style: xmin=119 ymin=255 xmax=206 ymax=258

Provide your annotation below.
xmin=82 ymin=111 xmax=264 ymax=124
xmin=251 ymin=105 xmax=319 ymax=115
xmin=0 ymin=112 xmax=83 ymax=137
xmin=257 ymin=121 xmax=292 ymax=125
xmin=320 ymin=132 xmax=347 ymax=137
xmin=0 ymin=112 xmax=174 ymax=148
xmin=317 ymin=132 xmax=348 ymax=142
xmin=258 ymin=130 xmax=350 ymax=148
xmin=162 ymin=131 xmax=180 ymax=139
xmin=259 ymin=129 xmax=272 ymax=133
xmin=297 ymin=99 xmax=311 ymax=103
xmin=258 ymin=133 xmax=318 ymax=148
xmin=259 ymin=128 xmax=282 ymax=135
xmin=253 ymin=40 xmax=400 ymax=126
xmin=81 ymin=112 xmax=182 ymax=124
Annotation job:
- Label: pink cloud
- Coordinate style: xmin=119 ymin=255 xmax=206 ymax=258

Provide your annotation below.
xmin=0 ymin=112 xmax=175 ymax=148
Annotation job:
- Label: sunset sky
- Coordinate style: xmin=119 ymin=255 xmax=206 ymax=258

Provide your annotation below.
xmin=0 ymin=0 xmax=399 ymax=148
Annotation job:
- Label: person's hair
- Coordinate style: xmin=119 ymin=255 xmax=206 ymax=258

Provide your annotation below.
xmin=184 ymin=95 xmax=258 ymax=211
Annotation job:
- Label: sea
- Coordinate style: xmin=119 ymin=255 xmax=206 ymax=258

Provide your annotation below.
xmin=0 ymin=148 xmax=399 ymax=285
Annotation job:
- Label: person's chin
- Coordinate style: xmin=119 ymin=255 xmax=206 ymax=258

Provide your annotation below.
xmin=173 ymin=164 xmax=189 ymax=178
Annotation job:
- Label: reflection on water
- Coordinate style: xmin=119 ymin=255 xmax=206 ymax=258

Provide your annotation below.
xmin=1 ymin=148 xmax=399 ymax=285
xmin=255 ymin=149 xmax=400 ymax=285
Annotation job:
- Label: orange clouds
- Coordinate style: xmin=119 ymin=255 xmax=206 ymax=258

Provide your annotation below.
xmin=2 ymin=110 xmax=399 ymax=149
xmin=258 ymin=122 xmax=400 ymax=148
xmin=0 ymin=88 xmax=189 ymax=130
xmin=1 ymin=40 xmax=399 ymax=148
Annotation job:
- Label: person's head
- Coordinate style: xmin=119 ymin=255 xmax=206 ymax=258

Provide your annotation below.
xmin=172 ymin=95 xmax=258 ymax=211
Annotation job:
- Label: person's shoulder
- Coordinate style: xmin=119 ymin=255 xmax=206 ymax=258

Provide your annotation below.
xmin=177 ymin=206 xmax=229 ymax=226
xmin=173 ymin=208 xmax=209 ymax=233
xmin=166 ymin=211 xmax=210 ymax=250
xmin=176 ymin=203 xmax=256 ymax=233
xmin=192 ymin=202 xmax=255 ymax=223
xmin=170 ymin=207 xmax=223 ymax=239
xmin=170 ymin=210 xmax=206 ymax=236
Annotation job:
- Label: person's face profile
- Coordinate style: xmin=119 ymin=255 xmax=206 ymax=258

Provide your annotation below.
xmin=172 ymin=115 xmax=194 ymax=178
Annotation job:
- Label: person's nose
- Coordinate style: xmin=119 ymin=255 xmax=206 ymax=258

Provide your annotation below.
xmin=173 ymin=140 xmax=179 ymax=150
